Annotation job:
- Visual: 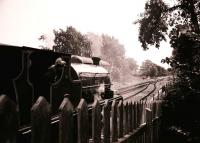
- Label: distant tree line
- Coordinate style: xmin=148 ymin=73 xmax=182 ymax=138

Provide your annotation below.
xmin=139 ymin=60 xmax=168 ymax=78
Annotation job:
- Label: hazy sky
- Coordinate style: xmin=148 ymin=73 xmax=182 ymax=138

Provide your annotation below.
xmin=0 ymin=0 xmax=172 ymax=68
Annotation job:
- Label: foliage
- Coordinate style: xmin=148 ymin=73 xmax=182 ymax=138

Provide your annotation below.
xmin=160 ymin=82 xmax=200 ymax=142
xmin=38 ymin=35 xmax=50 ymax=50
xmin=140 ymin=60 xmax=167 ymax=77
xmin=137 ymin=0 xmax=200 ymax=90
xmin=53 ymin=26 xmax=92 ymax=57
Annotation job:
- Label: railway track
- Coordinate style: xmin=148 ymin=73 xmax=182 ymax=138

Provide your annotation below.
xmin=121 ymin=78 xmax=167 ymax=102
xmin=116 ymin=80 xmax=152 ymax=95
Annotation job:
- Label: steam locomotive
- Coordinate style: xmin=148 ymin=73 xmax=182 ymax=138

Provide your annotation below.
xmin=0 ymin=44 xmax=114 ymax=126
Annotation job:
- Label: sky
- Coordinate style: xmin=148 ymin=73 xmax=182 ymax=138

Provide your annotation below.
xmin=0 ymin=0 xmax=172 ymax=68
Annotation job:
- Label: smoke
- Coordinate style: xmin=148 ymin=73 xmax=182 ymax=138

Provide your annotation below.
xmin=86 ymin=33 xmax=103 ymax=57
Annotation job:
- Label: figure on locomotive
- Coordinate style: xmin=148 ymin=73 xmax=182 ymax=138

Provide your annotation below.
xmin=0 ymin=44 xmax=114 ymax=126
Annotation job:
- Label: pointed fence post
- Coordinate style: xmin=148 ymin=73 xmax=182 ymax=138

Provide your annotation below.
xmin=118 ymin=100 xmax=123 ymax=138
xmin=123 ymin=102 xmax=129 ymax=134
xmin=0 ymin=95 xmax=18 ymax=143
xmin=103 ymin=100 xmax=111 ymax=143
xmin=132 ymin=102 xmax=136 ymax=130
xmin=92 ymin=100 xmax=101 ymax=143
xmin=59 ymin=98 xmax=74 ymax=143
xmin=129 ymin=102 xmax=133 ymax=132
xmin=136 ymin=102 xmax=139 ymax=128
xmin=152 ymin=102 xmax=157 ymax=119
xmin=145 ymin=108 xmax=152 ymax=143
xmin=111 ymin=100 xmax=118 ymax=142
xmin=77 ymin=99 xmax=89 ymax=143
xmin=31 ymin=96 xmax=51 ymax=143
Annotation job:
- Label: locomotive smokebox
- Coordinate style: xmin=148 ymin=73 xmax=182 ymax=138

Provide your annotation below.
xmin=92 ymin=57 xmax=101 ymax=65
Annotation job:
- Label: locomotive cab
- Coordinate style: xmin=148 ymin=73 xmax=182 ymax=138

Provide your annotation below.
xmin=70 ymin=55 xmax=113 ymax=103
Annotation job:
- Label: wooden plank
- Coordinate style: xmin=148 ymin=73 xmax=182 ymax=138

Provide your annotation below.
xmin=139 ymin=102 xmax=143 ymax=127
xmin=118 ymin=100 xmax=123 ymax=138
xmin=123 ymin=102 xmax=129 ymax=134
xmin=141 ymin=101 xmax=146 ymax=124
xmin=129 ymin=102 xmax=133 ymax=132
xmin=31 ymin=96 xmax=51 ymax=143
xmin=111 ymin=100 xmax=118 ymax=142
xmin=133 ymin=102 xmax=137 ymax=130
xmin=59 ymin=98 xmax=74 ymax=143
xmin=152 ymin=102 xmax=156 ymax=119
xmin=158 ymin=101 xmax=162 ymax=117
xmin=145 ymin=108 xmax=152 ymax=143
xmin=103 ymin=100 xmax=111 ymax=143
xmin=0 ymin=95 xmax=18 ymax=143
xmin=92 ymin=100 xmax=101 ymax=143
xmin=77 ymin=99 xmax=89 ymax=143
xmin=132 ymin=102 xmax=136 ymax=130
xmin=136 ymin=102 xmax=139 ymax=128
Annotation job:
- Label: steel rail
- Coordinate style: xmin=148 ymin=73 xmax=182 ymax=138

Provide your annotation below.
xmin=123 ymin=82 xmax=152 ymax=101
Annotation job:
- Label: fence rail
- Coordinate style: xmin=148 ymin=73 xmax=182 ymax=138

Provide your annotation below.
xmin=0 ymin=94 xmax=163 ymax=143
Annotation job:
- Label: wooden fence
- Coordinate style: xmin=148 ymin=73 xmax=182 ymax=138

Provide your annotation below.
xmin=0 ymin=94 xmax=163 ymax=143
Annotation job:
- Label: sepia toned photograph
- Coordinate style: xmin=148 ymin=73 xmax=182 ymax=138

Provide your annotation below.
xmin=0 ymin=0 xmax=200 ymax=143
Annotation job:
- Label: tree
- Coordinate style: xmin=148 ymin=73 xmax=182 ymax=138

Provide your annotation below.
xmin=136 ymin=0 xmax=200 ymax=90
xmin=38 ymin=35 xmax=51 ymax=50
xmin=140 ymin=60 xmax=167 ymax=77
xmin=53 ymin=26 xmax=92 ymax=57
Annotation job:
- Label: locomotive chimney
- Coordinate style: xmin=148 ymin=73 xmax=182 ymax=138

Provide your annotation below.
xmin=92 ymin=57 xmax=101 ymax=65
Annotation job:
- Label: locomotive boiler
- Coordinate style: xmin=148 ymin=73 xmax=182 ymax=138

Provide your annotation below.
xmin=0 ymin=44 xmax=113 ymax=126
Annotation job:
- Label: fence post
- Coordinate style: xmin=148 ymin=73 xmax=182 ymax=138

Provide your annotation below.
xmin=31 ymin=96 xmax=51 ymax=143
xmin=92 ymin=100 xmax=101 ymax=143
xmin=103 ymin=100 xmax=110 ymax=143
xmin=123 ymin=102 xmax=129 ymax=135
xmin=77 ymin=99 xmax=89 ymax=143
xmin=59 ymin=98 xmax=74 ymax=143
xmin=0 ymin=95 xmax=18 ymax=143
xmin=133 ymin=102 xmax=136 ymax=130
xmin=136 ymin=102 xmax=140 ymax=128
xmin=118 ymin=100 xmax=123 ymax=138
xmin=111 ymin=100 xmax=118 ymax=142
xmin=145 ymin=108 xmax=152 ymax=143
xmin=129 ymin=102 xmax=133 ymax=132
xmin=154 ymin=102 xmax=160 ymax=143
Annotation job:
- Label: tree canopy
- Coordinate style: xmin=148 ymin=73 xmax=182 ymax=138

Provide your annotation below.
xmin=140 ymin=60 xmax=167 ymax=77
xmin=137 ymin=0 xmax=200 ymax=90
xmin=53 ymin=26 xmax=92 ymax=57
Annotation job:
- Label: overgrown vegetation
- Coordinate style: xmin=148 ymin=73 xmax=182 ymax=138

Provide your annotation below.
xmin=137 ymin=0 xmax=200 ymax=142
xmin=136 ymin=0 xmax=200 ymax=91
